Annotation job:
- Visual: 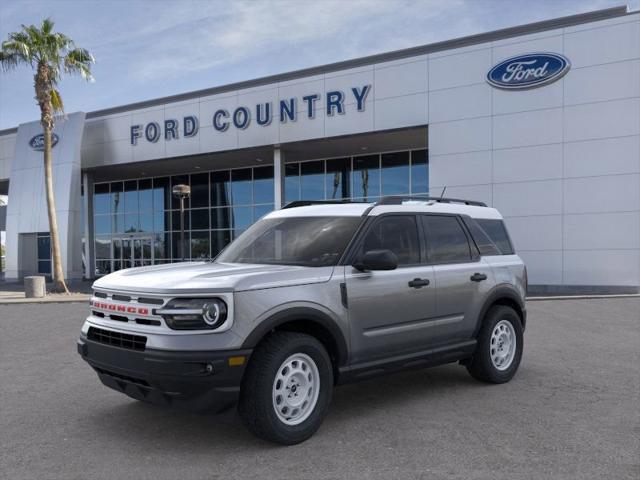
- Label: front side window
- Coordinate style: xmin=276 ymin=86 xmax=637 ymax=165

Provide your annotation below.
xmin=359 ymin=215 xmax=420 ymax=265
xmin=422 ymin=215 xmax=472 ymax=264
xmin=217 ymin=216 xmax=362 ymax=267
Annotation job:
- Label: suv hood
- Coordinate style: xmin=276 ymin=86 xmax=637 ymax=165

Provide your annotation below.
xmin=92 ymin=262 xmax=335 ymax=294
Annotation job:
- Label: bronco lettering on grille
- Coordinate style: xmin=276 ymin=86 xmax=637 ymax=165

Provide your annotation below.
xmin=90 ymin=300 xmax=149 ymax=316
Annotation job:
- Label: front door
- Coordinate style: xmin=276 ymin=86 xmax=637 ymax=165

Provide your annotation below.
xmin=345 ymin=215 xmax=437 ymax=364
xmin=113 ymin=235 xmax=153 ymax=271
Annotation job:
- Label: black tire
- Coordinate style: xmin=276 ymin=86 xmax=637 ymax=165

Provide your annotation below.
xmin=466 ymin=305 xmax=523 ymax=384
xmin=238 ymin=331 xmax=333 ymax=445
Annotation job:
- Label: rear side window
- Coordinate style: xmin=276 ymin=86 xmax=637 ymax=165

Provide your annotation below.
xmin=360 ymin=215 xmax=420 ymax=265
xmin=422 ymin=215 xmax=472 ymax=264
xmin=462 ymin=218 xmax=501 ymax=256
xmin=475 ymin=219 xmax=514 ymax=255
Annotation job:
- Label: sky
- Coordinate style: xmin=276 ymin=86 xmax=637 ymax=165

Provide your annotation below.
xmin=0 ymin=0 xmax=636 ymax=130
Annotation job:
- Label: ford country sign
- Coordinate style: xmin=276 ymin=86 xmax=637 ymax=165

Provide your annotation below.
xmin=487 ymin=53 xmax=570 ymax=90
xmin=29 ymin=133 xmax=59 ymax=151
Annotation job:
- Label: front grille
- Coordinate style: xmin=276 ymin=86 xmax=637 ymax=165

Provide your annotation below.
xmin=94 ymin=367 xmax=149 ymax=387
xmin=87 ymin=326 xmax=147 ymax=351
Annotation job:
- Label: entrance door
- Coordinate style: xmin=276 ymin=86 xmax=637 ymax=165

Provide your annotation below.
xmin=112 ymin=235 xmax=153 ymax=271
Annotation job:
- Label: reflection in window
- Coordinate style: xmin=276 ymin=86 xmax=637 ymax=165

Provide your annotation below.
xmin=253 ymin=166 xmax=274 ymax=204
xmin=211 ymin=171 xmax=231 ymax=207
xmin=232 ymin=206 xmax=253 ymax=229
xmin=352 ymin=155 xmax=380 ymax=201
xmin=326 ymin=158 xmax=350 ymax=199
xmin=211 ymin=207 xmax=231 ymax=230
xmin=190 ymin=173 xmax=209 ymax=208
xmin=94 ymin=184 xmax=110 ymax=214
xmin=381 ymin=152 xmax=410 ymax=195
xmin=301 ymin=161 xmax=324 ymax=200
xmin=285 ymin=163 xmax=300 ymax=203
xmin=190 ymin=231 xmax=210 ymax=259
xmin=153 ymin=177 xmax=170 ymax=211
xmin=232 ymin=169 xmax=252 ymax=205
xmin=191 ymin=208 xmax=209 ymax=230
xmin=411 ymin=149 xmax=429 ymax=194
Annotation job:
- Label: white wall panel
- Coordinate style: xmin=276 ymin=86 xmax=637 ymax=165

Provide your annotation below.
xmin=429 ymin=116 xmax=491 ymax=155
xmin=325 ymin=102 xmax=374 ymax=138
xmin=564 ymin=98 xmax=640 ymax=142
xmin=279 ymin=113 xmax=325 ymax=144
xmin=564 ymin=212 xmax=640 ymax=250
xmin=324 ymin=69 xmax=374 ymax=107
xmin=564 ymin=20 xmax=640 ymax=68
xmin=429 ymin=150 xmax=492 ymax=187
xmin=493 ymin=179 xmax=562 ymax=217
xmin=504 ymin=215 xmax=562 ymax=251
xmin=564 ymin=60 xmax=640 ymax=106
xmin=374 ymin=60 xmax=427 ymax=100
xmin=564 ymin=135 xmax=640 ymax=178
xmin=493 ymin=108 xmax=562 ymax=150
xmin=428 ymin=83 xmax=491 ymax=123
xmin=199 ymin=124 xmax=238 ymax=153
xmin=428 ymin=48 xmax=491 ymax=90
xmin=493 ymin=143 xmax=562 ymax=183
xmin=563 ymin=250 xmax=640 ymax=286
xmin=102 ymin=113 xmax=134 ymax=143
xmin=518 ymin=250 xmax=563 ymax=285
xmin=563 ymin=174 xmax=640 ymax=214
xmin=492 ymin=80 xmax=563 ymax=115
xmin=374 ymin=93 xmax=428 ymax=131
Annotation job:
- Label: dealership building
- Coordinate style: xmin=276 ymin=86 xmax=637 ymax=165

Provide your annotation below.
xmin=0 ymin=5 xmax=639 ymax=293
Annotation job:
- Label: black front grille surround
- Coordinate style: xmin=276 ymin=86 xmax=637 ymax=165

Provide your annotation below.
xmin=87 ymin=326 xmax=147 ymax=351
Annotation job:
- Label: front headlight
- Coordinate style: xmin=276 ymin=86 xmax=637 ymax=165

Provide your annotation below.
xmin=156 ymin=298 xmax=228 ymax=330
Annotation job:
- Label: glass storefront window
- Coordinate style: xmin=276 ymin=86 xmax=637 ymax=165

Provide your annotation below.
xmin=285 ymin=163 xmax=300 ymax=203
xmin=381 ymin=151 xmax=410 ymax=195
xmin=190 ymin=173 xmax=209 ymax=208
xmin=352 ymin=154 xmax=380 ymax=201
xmin=411 ymin=149 xmax=429 ymax=194
xmin=231 ymin=169 xmax=252 ymax=205
xmin=92 ymin=149 xmax=428 ymax=275
xmin=94 ymin=184 xmax=110 ymax=214
xmin=301 ymin=160 xmax=325 ymax=200
xmin=253 ymin=166 xmax=274 ymax=204
xmin=326 ymin=158 xmax=350 ymax=200
xmin=211 ymin=171 xmax=231 ymax=207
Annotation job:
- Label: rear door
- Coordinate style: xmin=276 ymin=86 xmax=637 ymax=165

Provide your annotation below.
xmin=345 ymin=214 xmax=437 ymax=363
xmin=420 ymin=214 xmax=495 ymax=344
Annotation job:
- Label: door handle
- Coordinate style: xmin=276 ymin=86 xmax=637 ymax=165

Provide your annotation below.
xmin=470 ymin=273 xmax=487 ymax=282
xmin=408 ymin=278 xmax=430 ymax=288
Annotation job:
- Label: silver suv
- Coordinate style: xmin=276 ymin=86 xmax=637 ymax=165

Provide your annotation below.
xmin=78 ymin=196 xmax=527 ymax=445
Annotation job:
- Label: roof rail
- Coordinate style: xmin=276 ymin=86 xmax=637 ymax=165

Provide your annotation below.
xmin=375 ymin=195 xmax=488 ymax=207
xmin=281 ymin=200 xmax=369 ymax=209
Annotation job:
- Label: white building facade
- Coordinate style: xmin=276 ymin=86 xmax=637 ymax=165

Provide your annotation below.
xmin=0 ymin=6 xmax=638 ymax=293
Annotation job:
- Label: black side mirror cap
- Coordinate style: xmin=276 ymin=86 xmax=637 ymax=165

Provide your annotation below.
xmin=353 ymin=249 xmax=398 ymax=271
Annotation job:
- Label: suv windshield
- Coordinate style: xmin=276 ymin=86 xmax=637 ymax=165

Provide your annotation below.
xmin=216 ymin=216 xmax=362 ymax=267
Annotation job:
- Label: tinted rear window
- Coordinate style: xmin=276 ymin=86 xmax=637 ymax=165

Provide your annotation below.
xmin=422 ymin=215 xmax=472 ymax=264
xmin=475 ymin=219 xmax=514 ymax=255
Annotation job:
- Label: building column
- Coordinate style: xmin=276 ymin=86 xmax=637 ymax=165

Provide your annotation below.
xmin=83 ymin=172 xmax=95 ymax=279
xmin=273 ymin=147 xmax=286 ymax=209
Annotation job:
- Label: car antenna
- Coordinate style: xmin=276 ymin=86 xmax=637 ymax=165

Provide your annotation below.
xmin=439 ymin=186 xmax=447 ymax=200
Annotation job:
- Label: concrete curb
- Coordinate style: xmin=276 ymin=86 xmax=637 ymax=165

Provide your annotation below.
xmin=526 ymin=294 xmax=640 ymax=301
xmin=0 ymin=295 xmax=91 ymax=305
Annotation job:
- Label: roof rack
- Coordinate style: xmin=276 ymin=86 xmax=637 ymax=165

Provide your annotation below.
xmin=282 ymin=200 xmax=369 ymax=209
xmin=375 ymin=195 xmax=487 ymax=207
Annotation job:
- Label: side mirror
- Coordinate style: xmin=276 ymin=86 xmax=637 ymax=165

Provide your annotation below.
xmin=353 ymin=249 xmax=398 ymax=271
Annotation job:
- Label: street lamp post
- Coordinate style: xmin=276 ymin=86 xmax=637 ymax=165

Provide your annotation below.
xmin=172 ymin=184 xmax=191 ymax=261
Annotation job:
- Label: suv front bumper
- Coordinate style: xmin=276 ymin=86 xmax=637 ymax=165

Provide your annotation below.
xmin=77 ymin=336 xmax=251 ymax=413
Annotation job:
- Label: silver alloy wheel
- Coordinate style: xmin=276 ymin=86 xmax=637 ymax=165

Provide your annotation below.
xmin=490 ymin=320 xmax=517 ymax=371
xmin=272 ymin=353 xmax=320 ymax=426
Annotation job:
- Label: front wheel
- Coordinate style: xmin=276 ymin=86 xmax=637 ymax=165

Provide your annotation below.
xmin=238 ymin=332 xmax=333 ymax=445
xmin=466 ymin=305 xmax=523 ymax=383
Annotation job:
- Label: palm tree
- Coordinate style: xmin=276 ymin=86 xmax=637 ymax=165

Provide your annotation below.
xmin=0 ymin=18 xmax=94 ymax=293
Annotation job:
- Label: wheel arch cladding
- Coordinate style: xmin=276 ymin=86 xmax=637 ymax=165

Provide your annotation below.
xmin=476 ymin=285 xmax=526 ymax=336
xmin=241 ymin=307 xmax=349 ymax=375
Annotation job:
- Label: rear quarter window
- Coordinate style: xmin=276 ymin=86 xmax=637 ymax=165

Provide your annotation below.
xmin=474 ymin=219 xmax=515 ymax=255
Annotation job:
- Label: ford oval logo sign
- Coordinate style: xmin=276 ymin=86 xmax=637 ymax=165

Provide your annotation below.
xmin=487 ymin=53 xmax=570 ymax=90
xmin=29 ymin=133 xmax=59 ymax=151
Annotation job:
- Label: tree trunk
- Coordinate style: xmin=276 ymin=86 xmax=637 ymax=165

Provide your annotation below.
xmin=43 ymin=122 xmax=69 ymax=293
xmin=36 ymin=63 xmax=68 ymax=294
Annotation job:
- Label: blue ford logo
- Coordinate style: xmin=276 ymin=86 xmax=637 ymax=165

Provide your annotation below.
xmin=487 ymin=53 xmax=570 ymax=90
xmin=29 ymin=133 xmax=59 ymax=151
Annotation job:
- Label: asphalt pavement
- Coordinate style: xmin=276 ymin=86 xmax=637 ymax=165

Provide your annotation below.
xmin=1 ymin=298 xmax=638 ymax=480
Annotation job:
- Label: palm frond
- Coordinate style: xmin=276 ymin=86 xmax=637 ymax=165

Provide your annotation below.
xmin=64 ymin=47 xmax=94 ymax=81
xmin=50 ymin=88 xmax=64 ymax=113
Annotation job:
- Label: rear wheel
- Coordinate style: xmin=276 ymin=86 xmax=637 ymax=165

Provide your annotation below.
xmin=238 ymin=332 xmax=333 ymax=445
xmin=467 ymin=305 xmax=523 ymax=383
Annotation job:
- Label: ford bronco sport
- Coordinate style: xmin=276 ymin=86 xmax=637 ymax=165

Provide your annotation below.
xmin=78 ymin=196 xmax=526 ymax=445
